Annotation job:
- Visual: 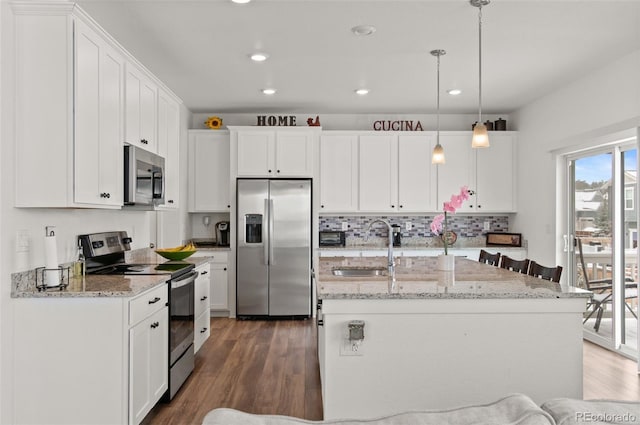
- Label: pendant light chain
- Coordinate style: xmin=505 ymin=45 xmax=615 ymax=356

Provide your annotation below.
xmin=430 ymin=49 xmax=446 ymax=164
xmin=437 ymin=52 xmax=440 ymax=146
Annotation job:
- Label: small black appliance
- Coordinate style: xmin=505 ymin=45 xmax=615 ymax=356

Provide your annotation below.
xmin=216 ymin=221 xmax=230 ymax=246
xmin=392 ymin=225 xmax=402 ymax=247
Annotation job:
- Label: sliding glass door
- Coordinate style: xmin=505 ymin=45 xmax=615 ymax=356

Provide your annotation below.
xmin=567 ymin=143 xmax=638 ymax=357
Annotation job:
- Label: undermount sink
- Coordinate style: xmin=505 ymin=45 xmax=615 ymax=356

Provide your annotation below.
xmin=331 ymin=267 xmax=387 ymax=277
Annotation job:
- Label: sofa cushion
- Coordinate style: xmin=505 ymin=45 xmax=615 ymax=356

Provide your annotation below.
xmin=202 ymin=393 xmax=554 ymax=425
xmin=541 ymin=398 xmax=640 ymax=425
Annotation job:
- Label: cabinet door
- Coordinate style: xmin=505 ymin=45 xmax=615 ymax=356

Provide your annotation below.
xmin=194 ymin=265 xmax=211 ymax=318
xmin=275 ymin=131 xmax=313 ymax=176
xmin=126 ymin=65 xmax=157 ymax=152
xmin=359 ymin=135 xmax=398 ymax=212
xmin=319 ymin=134 xmax=358 ymax=212
xmin=398 ymin=134 xmax=436 ymax=212
xmin=129 ymin=307 xmax=168 ymax=425
xmin=436 ymin=134 xmax=475 ymax=210
xmin=74 ymin=21 xmax=123 ymax=207
xmin=188 ymin=131 xmax=230 ymax=212
xmin=210 ymin=263 xmax=229 ymax=311
xmin=158 ymin=91 xmax=180 ymax=208
xmin=475 ymin=133 xmax=516 ymax=212
xmin=237 ymin=131 xmax=274 ymax=176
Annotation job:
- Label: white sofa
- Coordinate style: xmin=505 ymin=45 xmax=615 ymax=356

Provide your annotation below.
xmin=202 ymin=394 xmax=640 ymax=425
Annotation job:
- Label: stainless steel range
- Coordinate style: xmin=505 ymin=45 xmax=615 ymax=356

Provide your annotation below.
xmin=80 ymin=231 xmax=196 ymax=401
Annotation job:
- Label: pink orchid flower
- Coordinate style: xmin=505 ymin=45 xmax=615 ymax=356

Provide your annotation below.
xmin=448 ymin=194 xmax=464 ymax=210
xmin=459 ymin=186 xmax=470 ymax=201
xmin=443 ymin=202 xmax=456 ymax=213
xmin=430 ymin=214 xmax=445 ymax=234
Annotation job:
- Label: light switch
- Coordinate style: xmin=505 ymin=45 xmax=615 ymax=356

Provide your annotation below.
xmin=483 ymin=221 xmax=491 ymax=231
xmin=405 ymin=222 xmax=412 ymax=231
xmin=16 ymin=229 xmax=30 ymax=253
xmin=341 ymin=222 xmax=349 ymax=231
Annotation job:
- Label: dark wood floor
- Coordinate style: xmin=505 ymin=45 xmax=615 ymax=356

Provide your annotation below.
xmin=143 ymin=318 xmax=639 ymax=425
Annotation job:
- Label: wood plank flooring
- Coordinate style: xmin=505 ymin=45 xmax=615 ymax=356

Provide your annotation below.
xmin=143 ymin=318 xmax=639 ymax=425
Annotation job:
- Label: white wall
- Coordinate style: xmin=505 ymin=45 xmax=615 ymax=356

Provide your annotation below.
xmin=511 ymin=49 xmax=640 ymax=269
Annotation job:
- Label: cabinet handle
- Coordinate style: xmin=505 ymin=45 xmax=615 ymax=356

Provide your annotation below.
xmin=141 ymin=139 xmax=148 ymax=145
xmin=321 ymin=205 xmax=324 ymax=208
xmin=317 ymin=319 xmax=324 ymax=327
xmin=200 ymin=327 xmax=208 ymax=333
xmin=391 ymin=205 xmax=395 ymax=208
xmin=277 ymin=170 xmax=281 ymax=173
xmin=148 ymin=296 xmax=161 ymax=304
xmin=477 ymin=205 xmax=482 ymax=208
xmin=468 ymin=190 xmax=475 ymax=195
xmin=268 ymin=169 xmax=272 ymax=173
xmin=150 ymin=322 xmax=159 ymax=329
xmin=399 ymin=205 xmax=403 ymax=208
xmin=168 ymin=200 xmax=174 ymax=204
xmin=227 ymin=205 xmax=231 ymax=208
xmin=223 ymin=267 xmax=227 ymax=271
xmin=201 ymin=296 xmax=208 ymax=301
xmin=201 ymin=270 xmax=208 ymax=275
xmin=106 ymin=193 xmax=110 ymax=199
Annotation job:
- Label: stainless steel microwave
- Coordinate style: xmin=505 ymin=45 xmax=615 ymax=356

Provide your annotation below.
xmin=124 ymin=145 xmax=165 ymax=207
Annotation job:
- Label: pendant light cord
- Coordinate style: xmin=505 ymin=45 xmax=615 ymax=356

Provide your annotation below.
xmin=478 ymin=3 xmax=483 ymax=124
xmin=436 ymin=53 xmax=440 ymax=145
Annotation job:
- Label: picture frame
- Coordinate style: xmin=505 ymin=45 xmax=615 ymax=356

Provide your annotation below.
xmin=485 ymin=232 xmax=522 ymax=247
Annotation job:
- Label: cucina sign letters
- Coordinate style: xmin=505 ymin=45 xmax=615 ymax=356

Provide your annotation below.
xmin=373 ymin=120 xmax=424 ymax=131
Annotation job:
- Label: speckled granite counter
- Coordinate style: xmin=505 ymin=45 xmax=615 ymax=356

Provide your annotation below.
xmin=11 ymin=254 xmax=210 ymax=298
xmin=317 ymin=256 xmax=591 ymax=300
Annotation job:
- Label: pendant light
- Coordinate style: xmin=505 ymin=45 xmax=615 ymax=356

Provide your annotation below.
xmin=471 ymin=0 xmax=490 ymax=148
xmin=431 ymin=49 xmax=446 ymax=164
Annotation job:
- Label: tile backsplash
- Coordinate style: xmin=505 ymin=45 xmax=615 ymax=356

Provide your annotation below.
xmin=319 ymin=215 xmax=509 ymax=247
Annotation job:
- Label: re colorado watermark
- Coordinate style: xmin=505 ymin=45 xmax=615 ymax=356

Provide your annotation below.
xmin=576 ymin=411 xmax=638 ymax=423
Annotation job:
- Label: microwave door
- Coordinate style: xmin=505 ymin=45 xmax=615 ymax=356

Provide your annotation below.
xmin=135 ymin=162 xmax=154 ymax=205
xmin=152 ymin=167 xmax=164 ymax=204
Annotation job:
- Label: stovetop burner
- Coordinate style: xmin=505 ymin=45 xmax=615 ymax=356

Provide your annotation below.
xmin=88 ymin=261 xmax=194 ymax=278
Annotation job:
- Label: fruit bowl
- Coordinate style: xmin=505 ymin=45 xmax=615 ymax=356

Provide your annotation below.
xmin=155 ymin=244 xmax=197 ymax=261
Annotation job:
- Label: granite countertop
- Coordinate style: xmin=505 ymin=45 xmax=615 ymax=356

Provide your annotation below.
xmin=12 ymin=252 xmax=210 ymax=299
xmin=316 ymin=256 xmax=591 ymax=300
xmin=318 ymin=245 xmax=525 ymax=251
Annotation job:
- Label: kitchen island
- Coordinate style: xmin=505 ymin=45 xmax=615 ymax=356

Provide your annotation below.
xmin=316 ymin=256 xmax=591 ymax=420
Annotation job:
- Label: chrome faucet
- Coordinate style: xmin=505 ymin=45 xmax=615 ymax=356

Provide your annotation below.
xmin=365 ymin=219 xmax=396 ymax=283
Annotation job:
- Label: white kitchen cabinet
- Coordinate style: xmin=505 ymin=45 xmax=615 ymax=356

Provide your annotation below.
xmin=73 ymin=19 xmax=124 ymax=207
xmin=126 ymin=64 xmax=158 ymax=152
xmin=398 ymin=134 xmax=437 ymax=212
xmin=13 ymin=281 xmax=169 ymax=425
xmin=319 ymin=134 xmax=358 ymax=212
xmin=233 ymin=127 xmax=315 ymax=177
xmin=194 ymin=262 xmax=211 ymax=353
xmin=188 ymin=130 xmax=231 ymax=212
xmin=191 ymin=251 xmax=230 ymax=314
xmin=359 ymin=134 xmax=398 ymax=212
xmin=358 ymin=133 xmax=437 ymax=213
xmin=157 ymin=89 xmax=181 ymax=208
xmin=437 ymin=132 xmax=517 ymax=212
xmin=129 ymin=301 xmax=168 ymax=425
xmin=14 ymin=5 xmax=125 ymax=208
xmin=210 ymin=254 xmax=229 ymax=312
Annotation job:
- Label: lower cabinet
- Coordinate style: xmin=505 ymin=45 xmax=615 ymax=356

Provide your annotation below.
xmin=194 ymin=262 xmax=211 ymax=353
xmin=190 ymin=251 xmax=230 ymax=314
xmin=13 ymin=282 xmax=169 ymax=425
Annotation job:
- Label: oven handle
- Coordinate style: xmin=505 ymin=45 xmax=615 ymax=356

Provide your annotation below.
xmin=171 ymin=270 xmax=198 ymax=289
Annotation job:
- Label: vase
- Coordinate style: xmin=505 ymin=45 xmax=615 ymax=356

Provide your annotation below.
xmin=437 ymin=254 xmax=455 ymax=271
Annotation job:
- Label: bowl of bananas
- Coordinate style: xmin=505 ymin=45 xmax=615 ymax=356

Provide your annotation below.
xmin=155 ymin=242 xmax=197 ymax=261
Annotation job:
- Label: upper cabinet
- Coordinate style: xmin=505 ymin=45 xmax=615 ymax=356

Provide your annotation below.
xmin=320 ymin=132 xmax=437 ymax=213
xmin=12 ymin=3 xmax=183 ymax=209
xmin=319 ymin=134 xmax=358 ymax=212
xmin=157 ymin=89 xmax=181 ymax=208
xmin=437 ymin=132 xmax=517 ymax=212
xmin=188 ymin=130 xmax=231 ymax=212
xmin=125 ymin=65 xmax=158 ymax=152
xmin=231 ymin=127 xmax=316 ymax=177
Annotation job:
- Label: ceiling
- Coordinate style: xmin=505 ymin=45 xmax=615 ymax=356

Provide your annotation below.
xmin=76 ymin=0 xmax=640 ymax=115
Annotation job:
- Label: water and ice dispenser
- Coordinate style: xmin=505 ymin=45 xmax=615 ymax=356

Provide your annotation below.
xmin=245 ymin=214 xmax=262 ymax=243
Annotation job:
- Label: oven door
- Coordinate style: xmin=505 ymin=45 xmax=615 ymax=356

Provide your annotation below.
xmin=169 ymin=270 xmax=197 ymax=366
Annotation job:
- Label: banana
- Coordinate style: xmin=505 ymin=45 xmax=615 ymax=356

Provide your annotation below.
xmin=157 ymin=242 xmax=196 ymax=253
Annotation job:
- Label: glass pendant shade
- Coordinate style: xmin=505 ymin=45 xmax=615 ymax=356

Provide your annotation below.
xmin=471 ymin=123 xmax=489 ymax=148
xmin=432 ymin=142 xmax=445 ymax=164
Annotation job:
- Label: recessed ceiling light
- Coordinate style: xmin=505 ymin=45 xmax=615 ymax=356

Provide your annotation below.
xmin=262 ymin=88 xmax=276 ymax=95
xmin=355 ymin=89 xmax=369 ymax=95
xmin=231 ymin=0 xmax=251 ymax=4
xmin=351 ymin=25 xmax=376 ymax=36
xmin=448 ymin=89 xmax=462 ymax=96
xmin=250 ymin=53 xmax=269 ymax=62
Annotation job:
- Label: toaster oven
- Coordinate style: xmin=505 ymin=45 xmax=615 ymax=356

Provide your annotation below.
xmin=319 ymin=231 xmax=346 ymax=247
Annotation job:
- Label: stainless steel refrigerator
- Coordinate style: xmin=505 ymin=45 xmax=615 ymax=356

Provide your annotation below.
xmin=236 ymin=179 xmax=311 ymax=318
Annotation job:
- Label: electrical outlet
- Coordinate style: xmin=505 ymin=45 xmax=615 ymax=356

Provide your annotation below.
xmin=405 ymin=221 xmax=411 ymax=231
xmin=483 ymin=221 xmax=491 ymax=231
xmin=341 ymin=222 xmax=349 ymax=231
xmin=340 ymin=339 xmax=364 ymax=356
xmin=16 ymin=230 xmax=30 ymax=253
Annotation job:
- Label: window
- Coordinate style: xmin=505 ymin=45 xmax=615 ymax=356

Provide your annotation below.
xmin=625 ymin=187 xmax=634 ymax=210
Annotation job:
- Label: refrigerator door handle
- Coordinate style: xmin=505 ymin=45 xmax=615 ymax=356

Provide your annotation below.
xmin=269 ymin=198 xmax=275 ymax=265
xmin=264 ymin=198 xmax=269 ymax=265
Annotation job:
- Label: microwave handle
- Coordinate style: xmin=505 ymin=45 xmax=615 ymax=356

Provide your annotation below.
xmin=152 ymin=168 xmax=164 ymax=200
